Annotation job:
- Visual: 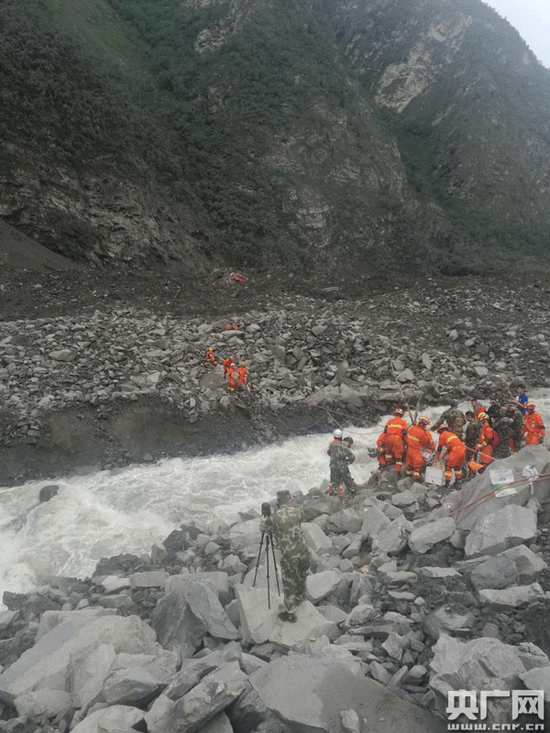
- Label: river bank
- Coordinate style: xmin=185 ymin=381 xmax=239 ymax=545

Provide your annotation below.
xmin=1 ymin=267 xmax=550 ymax=486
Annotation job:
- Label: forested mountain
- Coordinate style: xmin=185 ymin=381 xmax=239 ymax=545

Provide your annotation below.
xmin=1 ymin=0 xmax=549 ymax=275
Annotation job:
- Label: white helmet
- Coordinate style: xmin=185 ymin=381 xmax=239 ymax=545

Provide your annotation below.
xmin=333 ymin=429 xmax=342 ymax=439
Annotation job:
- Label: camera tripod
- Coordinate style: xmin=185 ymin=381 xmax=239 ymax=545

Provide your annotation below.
xmin=252 ymin=527 xmax=281 ymax=609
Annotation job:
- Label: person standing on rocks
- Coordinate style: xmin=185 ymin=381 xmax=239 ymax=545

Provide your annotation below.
xmin=436 ymin=424 xmax=466 ymax=487
xmin=205 ymin=346 xmax=217 ymax=365
xmin=227 ymin=361 xmax=237 ymax=393
xmin=263 ymin=489 xmax=309 ymax=623
xmin=327 ymin=430 xmax=357 ymax=497
xmin=522 ymin=402 xmax=546 ymax=445
xmin=476 ymin=412 xmax=497 ymax=466
xmin=464 ymin=411 xmax=481 ymax=462
xmin=434 ymin=400 xmax=466 ymax=439
xmin=223 ymin=354 xmax=234 ymax=377
xmin=506 ymin=402 xmax=524 ymax=452
xmin=405 ymin=416 xmax=435 ymax=481
xmin=236 ymin=360 xmax=248 ymax=392
xmin=383 ymin=407 xmax=408 ymax=474
xmin=515 ymin=383 xmax=529 ymax=415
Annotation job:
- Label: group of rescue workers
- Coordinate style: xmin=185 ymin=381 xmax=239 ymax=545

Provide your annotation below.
xmin=205 ymin=347 xmax=248 ymax=393
xmin=374 ymin=384 xmax=546 ymax=488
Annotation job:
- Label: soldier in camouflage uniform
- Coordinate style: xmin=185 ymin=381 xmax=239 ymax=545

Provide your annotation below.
xmin=464 ymin=411 xmax=481 ymax=461
xmin=493 ymin=410 xmax=515 ymax=459
xmin=434 ymin=400 xmax=467 ymax=439
xmin=327 ymin=433 xmax=357 ymax=496
xmin=263 ymin=490 xmax=310 ymax=622
xmin=506 ymin=403 xmax=524 ymax=451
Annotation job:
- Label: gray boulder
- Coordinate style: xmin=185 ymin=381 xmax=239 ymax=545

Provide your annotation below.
xmin=150 ymin=661 xmax=248 ymax=733
xmin=430 ymin=634 xmax=549 ymax=724
xmin=470 ymin=544 xmax=547 ymax=590
xmin=251 ymin=655 xmax=447 ymax=733
xmin=236 ymin=585 xmax=281 ymax=645
xmin=152 ymin=581 xmax=238 ymax=655
xmin=70 ymin=705 xmax=145 ymax=733
xmin=372 ymin=516 xmax=413 ymax=555
xmin=302 ymin=523 xmax=332 ymax=552
xmin=269 ymin=601 xmax=338 ymax=648
xmin=306 ymin=571 xmax=341 ymax=603
xmin=478 ymin=583 xmax=546 ymax=608
xmin=408 ymin=517 xmax=455 ymax=555
xmin=0 ymin=610 xmax=158 ymax=717
xmin=465 ymin=505 xmax=537 ymax=558
xmin=361 ymin=506 xmax=390 ymax=540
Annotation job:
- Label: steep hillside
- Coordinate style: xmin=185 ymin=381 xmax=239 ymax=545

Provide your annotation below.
xmin=1 ymin=0 xmax=550 ymax=274
xmin=0 ymin=0 xmax=219 ymax=269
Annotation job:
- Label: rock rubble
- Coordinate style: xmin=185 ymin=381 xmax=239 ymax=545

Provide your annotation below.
xmin=1 ymin=447 xmax=550 ymax=731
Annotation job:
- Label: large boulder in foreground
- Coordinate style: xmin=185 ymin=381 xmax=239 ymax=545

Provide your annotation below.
xmin=250 ymin=655 xmax=447 ymax=733
xmin=0 ymin=608 xmax=158 ymax=717
xmin=430 ymin=634 xmax=549 ymax=724
xmin=71 ymin=704 xmax=145 ymax=733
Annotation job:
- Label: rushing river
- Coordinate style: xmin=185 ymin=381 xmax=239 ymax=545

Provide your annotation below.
xmin=1 ymin=391 xmax=549 ymax=601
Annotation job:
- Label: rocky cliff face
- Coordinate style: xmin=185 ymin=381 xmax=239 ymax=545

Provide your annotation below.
xmin=0 ymin=145 xmax=217 ymax=270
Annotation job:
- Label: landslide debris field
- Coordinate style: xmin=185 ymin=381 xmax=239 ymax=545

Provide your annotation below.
xmin=1 ymin=265 xmax=550 ymax=485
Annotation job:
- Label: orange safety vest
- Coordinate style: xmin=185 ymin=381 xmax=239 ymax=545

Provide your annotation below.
xmin=385 ymin=416 xmax=408 ymax=437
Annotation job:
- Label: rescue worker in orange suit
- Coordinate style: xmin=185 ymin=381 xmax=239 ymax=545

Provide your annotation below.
xmin=384 ymin=408 xmax=408 ymax=474
xmin=476 ymin=412 xmax=497 ymax=466
xmin=236 ymin=360 xmax=248 ymax=391
xmin=205 ymin=347 xmax=217 ymax=365
xmin=436 ymin=424 xmax=466 ymax=487
xmin=223 ymin=355 xmax=234 ymax=377
xmin=522 ymin=402 xmax=546 ymax=445
xmin=405 ymin=416 xmax=435 ymax=481
xmin=227 ymin=362 xmax=236 ymax=393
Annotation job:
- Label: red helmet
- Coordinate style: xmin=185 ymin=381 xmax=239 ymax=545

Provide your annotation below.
xmin=437 ymin=423 xmax=449 ymax=433
xmin=394 ymin=407 xmax=404 ymax=416
xmin=526 ymin=402 xmax=536 ymax=410
xmin=418 ymin=416 xmax=429 ymax=426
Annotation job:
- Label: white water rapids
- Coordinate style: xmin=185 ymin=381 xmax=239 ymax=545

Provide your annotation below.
xmin=1 ymin=390 xmax=549 ymax=602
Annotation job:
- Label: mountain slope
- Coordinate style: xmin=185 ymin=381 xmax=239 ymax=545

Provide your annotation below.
xmin=1 ymin=0 xmax=550 ymax=274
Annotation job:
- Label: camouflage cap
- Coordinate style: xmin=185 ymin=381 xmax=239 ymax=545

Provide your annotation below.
xmin=277 ymin=490 xmax=291 ymax=503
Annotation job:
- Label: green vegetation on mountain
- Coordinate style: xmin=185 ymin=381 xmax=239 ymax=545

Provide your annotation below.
xmin=1 ymin=0 xmax=550 ymax=273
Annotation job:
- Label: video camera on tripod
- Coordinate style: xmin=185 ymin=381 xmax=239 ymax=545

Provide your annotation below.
xmin=253 ymin=501 xmax=280 ymax=608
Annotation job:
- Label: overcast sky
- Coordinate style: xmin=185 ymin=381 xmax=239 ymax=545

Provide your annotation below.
xmin=488 ymin=0 xmax=550 ymax=67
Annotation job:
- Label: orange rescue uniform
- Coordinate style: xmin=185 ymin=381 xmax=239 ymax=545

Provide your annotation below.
xmin=237 ymin=365 xmax=247 ymax=389
xmin=205 ymin=348 xmax=217 ymax=365
xmin=437 ymin=429 xmax=466 ymax=484
xmin=227 ymin=364 xmax=236 ymax=392
xmin=376 ymin=432 xmax=387 ymax=468
xmin=406 ymin=425 xmax=435 ymax=480
xmin=384 ymin=415 xmax=408 ymax=472
xmin=522 ymin=412 xmax=546 ymax=445
xmin=478 ymin=421 xmax=496 ymax=465
xmin=223 ymin=357 xmax=234 ymax=376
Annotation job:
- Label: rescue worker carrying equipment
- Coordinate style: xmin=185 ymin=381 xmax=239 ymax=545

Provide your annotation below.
xmin=384 ymin=408 xmax=408 ymax=474
xmin=522 ymin=403 xmax=546 ymax=445
xmin=476 ymin=412 xmax=497 ymax=466
xmin=436 ymin=424 xmax=466 ymax=487
xmin=405 ymin=416 xmax=435 ymax=481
